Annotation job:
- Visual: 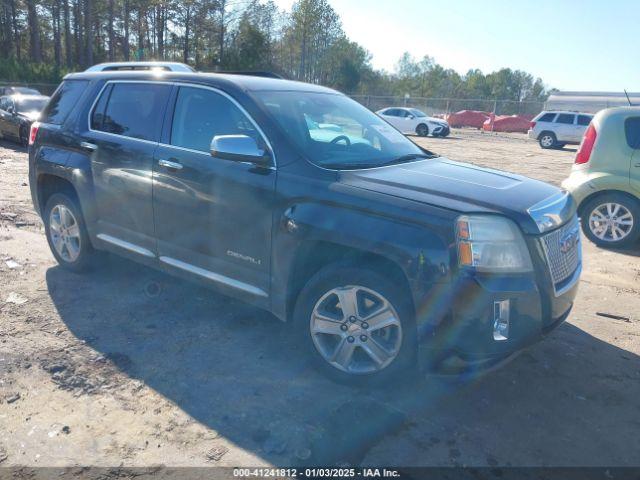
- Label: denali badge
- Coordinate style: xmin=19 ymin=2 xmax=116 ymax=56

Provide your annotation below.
xmin=559 ymin=228 xmax=580 ymax=254
xmin=227 ymin=250 xmax=262 ymax=265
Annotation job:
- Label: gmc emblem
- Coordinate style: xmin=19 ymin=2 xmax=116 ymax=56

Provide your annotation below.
xmin=559 ymin=228 xmax=580 ymax=254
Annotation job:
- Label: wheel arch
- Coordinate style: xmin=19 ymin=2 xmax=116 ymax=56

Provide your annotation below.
xmin=285 ymin=240 xmax=415 ymax=323
xmin=537 ymin=129 xmax=556 ymax=140
xmin=37 ymin=173 xmax=79 ymax=214
xmin=577 ymin=189 xmax=640 ymax=217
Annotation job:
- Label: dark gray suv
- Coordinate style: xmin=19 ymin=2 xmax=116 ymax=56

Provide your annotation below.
xmin=29 ymin=71 xmax=581 ymax=383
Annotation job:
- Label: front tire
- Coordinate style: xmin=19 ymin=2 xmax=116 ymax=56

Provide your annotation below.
xmin=293 ymin=263 xmax=417 ymax=385
xmin=416 ymin=124 xmax=429 ymax=137
xmin=538 ymin=131 xmax=557 ymax=149
xmin=580 ymin=193 xmax=640 ymax=248
xmin=44 ymin=192 xmax=100 ymax=272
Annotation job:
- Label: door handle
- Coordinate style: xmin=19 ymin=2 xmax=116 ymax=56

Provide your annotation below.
xmin=158 ymin=159 xmax=183 ymax=170
xmin=635 ymin=163 xmax=640 ymax=167
xmin=80 ymin=141 xmax=97 ymax=152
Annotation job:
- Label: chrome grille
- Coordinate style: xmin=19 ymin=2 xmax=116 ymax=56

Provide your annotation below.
xmin=541 ymin=216 xmax=581 ymax=293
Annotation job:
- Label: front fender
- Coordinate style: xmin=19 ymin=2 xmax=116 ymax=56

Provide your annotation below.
xmin=270 ymin=199 xmax=453 ymax=321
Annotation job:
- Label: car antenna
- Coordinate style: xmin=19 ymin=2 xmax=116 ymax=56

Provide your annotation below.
xmin=624 ymin=89 xmax=635 ymax=106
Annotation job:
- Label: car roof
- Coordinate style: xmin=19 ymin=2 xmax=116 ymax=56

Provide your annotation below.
xmin=4 ymin=94 xmax=49 ymax=101
xmin=64 ymin=71 xmax=340 ymax=95
xmin=540 ymin=110 xmax=593 ymax=115
xmin=85 ymin=61 xmax=195 ymax=72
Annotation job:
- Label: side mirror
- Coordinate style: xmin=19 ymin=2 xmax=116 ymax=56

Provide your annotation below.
xmin=7 ymin=106 xmax=15 ymax=114
xmin=210 ymin=134 xmax=270 ymax=165
xmin=408 ymin=114 xmax=415 ymax=119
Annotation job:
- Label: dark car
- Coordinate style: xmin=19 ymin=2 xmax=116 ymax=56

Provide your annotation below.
xmin=28 ymin=71 xmax=581 ymax=383
xmin=0 ymin=94 xmax=49 ymax=145
xmin=0 ymin=86 xmax=41 ymax=96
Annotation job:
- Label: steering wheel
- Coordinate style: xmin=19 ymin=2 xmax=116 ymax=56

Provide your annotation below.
xmin=330 ymin=135 xmax=351 ymax=146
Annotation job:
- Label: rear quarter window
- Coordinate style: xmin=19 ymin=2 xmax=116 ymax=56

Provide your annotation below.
xmin=625 ymin=117 xmax=640 ymax=149
xmin=41 ymin=80 xmax=89 ymax=125
xmin=577 ymin=115 xmax=593 ymax=126
xmin=91 ymin=82 xmax=170 ymax=142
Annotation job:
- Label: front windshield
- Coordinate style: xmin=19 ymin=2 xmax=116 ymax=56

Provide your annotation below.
xmin=409 ymin=108 xmax=427 ymax=118
xmin=255 ymin=91 xmax=435 ymax=169
xmin=17 ymin=98 xmax=47 ymax=113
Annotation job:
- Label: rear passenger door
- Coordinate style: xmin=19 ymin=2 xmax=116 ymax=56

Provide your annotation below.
xmin=83 ymin=81 xmax=171 ymax=256
xmin=554 ymin=113 xmax=577 ymax=142
xmin=152 ymin=85 xmax=276 ymax=301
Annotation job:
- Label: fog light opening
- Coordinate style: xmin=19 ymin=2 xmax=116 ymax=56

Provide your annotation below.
xmin=493 ymin=300 xmax=510 ymax=341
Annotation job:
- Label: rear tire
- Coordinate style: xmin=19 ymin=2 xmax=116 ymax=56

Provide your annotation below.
xmin=538 ymin=131 xmax=557 ymax=149
xmin=44 ymin=192 xmax=101 ymax=272
xmin=416 ymin=124 xmax=429 ymax=137
xmin=580 ymin=193 xmax=640 ymax=248
xmin=293 ymin=263 xmax=417 ymax=385
xmin=19 ymin=125 xmax=28 ymax=147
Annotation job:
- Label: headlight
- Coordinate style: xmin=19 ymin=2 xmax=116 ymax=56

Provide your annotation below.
xmin=456 ymin=215 xmax=533 ymax=272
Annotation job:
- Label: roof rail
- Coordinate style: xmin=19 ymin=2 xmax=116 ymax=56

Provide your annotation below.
xmin=217 ymin=71 xmax=285 ymax=79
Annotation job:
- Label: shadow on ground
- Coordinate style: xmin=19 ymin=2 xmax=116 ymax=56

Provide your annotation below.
xmin=46 ymin=255 xmax=640 ymax=466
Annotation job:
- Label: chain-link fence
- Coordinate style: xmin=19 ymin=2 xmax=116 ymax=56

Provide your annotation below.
xmin=0 ymin=81 xmax=546 ymax=118
xmin=350 ymin=95 xmax=545 ymax=117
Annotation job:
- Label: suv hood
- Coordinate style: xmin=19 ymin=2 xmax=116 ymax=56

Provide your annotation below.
xmin=339 ymin=158 xmax=573 ymax=234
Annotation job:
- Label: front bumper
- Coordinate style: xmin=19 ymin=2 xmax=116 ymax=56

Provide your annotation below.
xmin=432 ymin=124 xmax=450 ymax=136
xmin=417 ymin=224 xmax=581 ymax=374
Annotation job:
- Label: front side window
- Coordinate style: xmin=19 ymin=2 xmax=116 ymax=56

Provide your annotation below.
xmin=92 ymin=82 xmax=170 ymax=141
xmin=42 ymin=80 xmax=89 ymax=125
xmin=409 ymin=109 xmax=427 ymax=118
xmin=170 ymin=86 xmax=262 ymax=153
xmin=556 ymin=114 xmax=575 ymax=124
xmin=625 ymin=117 xmax=640 ymax=149
xmin=255 ymin=91 xmax=432 ymax=169
xmin=577 ymin=115 xmax=593 ymax=126
xmin=538 ymin=112 xmax=556 ymax=122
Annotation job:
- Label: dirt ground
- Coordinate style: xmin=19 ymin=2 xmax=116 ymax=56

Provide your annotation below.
xmin=0 ymin=129 xmax=639 ymax=469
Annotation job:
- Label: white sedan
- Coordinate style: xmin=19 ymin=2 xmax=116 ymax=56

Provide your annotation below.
xmin=376 ymin=107 xmax=450 ymax=137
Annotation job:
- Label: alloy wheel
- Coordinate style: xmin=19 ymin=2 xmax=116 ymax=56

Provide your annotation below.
xmin=309 ymin=285 xmax=403 ymax=374
xmin=588 ymin=202 xmax=634 ymax=242
xmin=49 ymin=204 xmax=82 ymax=262
xmin=540 ymin=135 xmax=554 ymax=147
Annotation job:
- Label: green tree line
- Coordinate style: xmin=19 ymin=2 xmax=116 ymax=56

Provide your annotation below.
xmin=0 ymin=0 xmax=549 ymax=102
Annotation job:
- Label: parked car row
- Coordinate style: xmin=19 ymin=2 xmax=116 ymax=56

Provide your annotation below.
xmin=13 ymin=62 xmax=640 ymax=385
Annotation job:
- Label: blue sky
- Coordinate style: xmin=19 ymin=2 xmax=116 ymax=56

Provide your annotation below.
xmin=271 ymin=0 xmax=639 ymax=92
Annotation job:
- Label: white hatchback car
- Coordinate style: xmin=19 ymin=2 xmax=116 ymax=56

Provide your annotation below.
xmin=376 ymin=107 xmax=450 ymax=137
xmin=528 ymin=111 xmax=593 ymax=149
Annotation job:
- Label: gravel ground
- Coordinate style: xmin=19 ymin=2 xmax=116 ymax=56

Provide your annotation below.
xmin=0 ymin=129 xmax=639 ymax=469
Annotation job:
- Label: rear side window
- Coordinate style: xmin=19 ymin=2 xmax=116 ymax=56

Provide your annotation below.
xmin=538 ymin=113 xmax=556 ymax=122
xmin=170 ymin=86 xmax=261 ymax=153
xmin=577 ymin=115 xmax=593 ymax=126
xmin=625 ymin=117 xmax=640 ymax=149
xmin=42 ymin=80 xmax=89 ymax=125
xmin=556 ymin=114 xmax=575 ymax=124
xmin=91 ymin=82 xmax=170 ymax=141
